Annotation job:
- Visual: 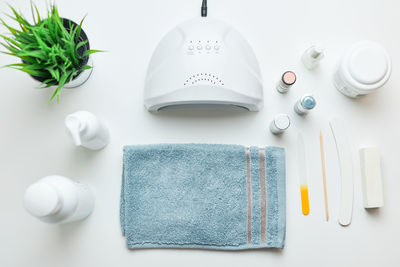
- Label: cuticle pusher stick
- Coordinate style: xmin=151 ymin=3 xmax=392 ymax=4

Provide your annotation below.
xmin=320 ymin=131 xmax=329 ymax=221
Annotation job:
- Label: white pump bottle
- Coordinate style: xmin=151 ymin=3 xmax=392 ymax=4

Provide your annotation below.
xmin=23 ymin=176 xmax=95 ymax=224
xmin=65 ymin=111 xmax=110 ymax=150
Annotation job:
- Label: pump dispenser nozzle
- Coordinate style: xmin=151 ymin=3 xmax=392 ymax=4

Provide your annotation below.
xmin=65 ymin=116 xmax=83 ymax=146
xmin=65 ymin=111 xmax=110 ymax=150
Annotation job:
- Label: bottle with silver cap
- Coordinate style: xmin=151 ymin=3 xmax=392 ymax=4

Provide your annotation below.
xmin=23 ymin=176 xmax=95 ymax=224
xmin=270 ymin=114 xmax=291 ymax=135
xmin=276 ymin=71 xmax=297 ymax=94
xmin=302 ymin=44 xmax=325 ymax=70
xmin=294 ymin=95 xmax=317 ymax=115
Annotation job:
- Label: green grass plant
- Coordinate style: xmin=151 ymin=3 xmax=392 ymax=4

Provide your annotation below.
xmin=0 ymin=3 xmax=101 ymax=102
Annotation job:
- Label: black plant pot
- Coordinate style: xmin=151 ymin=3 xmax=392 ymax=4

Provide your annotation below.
xmin=64 ymin=18 xmax=90 ymax=72
xmin=27 ymin=18 xmax=92 ymax=85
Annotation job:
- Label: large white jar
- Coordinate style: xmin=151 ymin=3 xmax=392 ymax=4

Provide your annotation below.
xmin=334 ymin=41 xmax=391 ymax=98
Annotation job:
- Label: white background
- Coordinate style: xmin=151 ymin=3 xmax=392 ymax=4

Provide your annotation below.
xmin=0 ymin=0 xmax=399 ymax=266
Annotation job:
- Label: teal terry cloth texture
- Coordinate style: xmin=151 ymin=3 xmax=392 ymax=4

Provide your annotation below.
xmin=120 ymin=144 xmax=286 ymax=250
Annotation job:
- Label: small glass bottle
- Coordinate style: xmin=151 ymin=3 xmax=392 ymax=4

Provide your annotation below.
xmin=302 ymin=45 xmax=324 ymax=70
xmin=270 ymin=114 xmax=291 ymax=135
xmin=294 ymin=95 xmax=317 ymax=115
xmin=276 ymin=71 xmax=296 ymax=94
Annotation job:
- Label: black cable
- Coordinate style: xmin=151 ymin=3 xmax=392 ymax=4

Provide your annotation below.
xmin=201 ymin=0 xmax=207 ymax=17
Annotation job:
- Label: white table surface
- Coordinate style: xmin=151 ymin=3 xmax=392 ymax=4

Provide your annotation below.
xmin=1 ymin=0 xmax=399 ymax=266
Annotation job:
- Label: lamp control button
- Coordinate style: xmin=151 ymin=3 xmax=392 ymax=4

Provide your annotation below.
xmin=197 ymin=45 xmax=203 ymax=50
xmin=214 ymin=45 xmax=220 ymax=51
xmin=206 ymin=45 xmax=212 ymax=50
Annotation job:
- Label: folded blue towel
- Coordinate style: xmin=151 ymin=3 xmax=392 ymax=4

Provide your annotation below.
xmin=120 ymin=144 xmax=286 ymax=250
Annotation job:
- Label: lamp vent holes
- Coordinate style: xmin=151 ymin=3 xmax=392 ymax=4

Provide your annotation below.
xmin=184 ymin=73 xmax=225 ymax=86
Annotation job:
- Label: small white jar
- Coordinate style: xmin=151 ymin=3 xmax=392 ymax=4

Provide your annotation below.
xmin=23 ymin=176 xmax=95 ymax=224
xmin=334 ymin=41 xmax=391 ymax=98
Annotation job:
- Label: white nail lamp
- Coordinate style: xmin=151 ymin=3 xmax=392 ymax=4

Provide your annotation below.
xmin=144 ymin=17 xmax=264 ymax=111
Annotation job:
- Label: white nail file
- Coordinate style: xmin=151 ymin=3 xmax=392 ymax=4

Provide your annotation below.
xmin=329 ymin=119 xmax=354 ymax=226
xmin=360 ymin=148 xmax=384 ymax=208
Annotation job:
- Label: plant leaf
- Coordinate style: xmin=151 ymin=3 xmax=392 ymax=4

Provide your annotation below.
xmin=83 ymin=50 xmax=103 ymax=56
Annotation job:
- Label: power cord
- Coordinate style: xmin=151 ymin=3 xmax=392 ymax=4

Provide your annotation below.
xmin=201 ymin=0 xmax=207 ymax=17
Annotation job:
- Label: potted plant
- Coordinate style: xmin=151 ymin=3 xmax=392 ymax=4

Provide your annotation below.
xmin=0 ymin=3 xmax=102 ymax=102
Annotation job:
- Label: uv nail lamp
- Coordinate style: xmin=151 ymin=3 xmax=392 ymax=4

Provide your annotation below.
xmin=144 ymin=18 xmax=264 ymax=111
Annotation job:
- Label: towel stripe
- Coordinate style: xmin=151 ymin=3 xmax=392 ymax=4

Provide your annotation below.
xmin=259 ymin=148 xmax=267 ymax=243
xmin=249 ymin=147 xmax=261 ymax=245
xmin=266 ymin=147 xmax=284 ymax=247
xmin=246 ymin=147 xmax=251 ymax=244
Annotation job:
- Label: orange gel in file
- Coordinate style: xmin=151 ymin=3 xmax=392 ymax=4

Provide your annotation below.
xmin=300 ymin=185 xmax=310 ymax=215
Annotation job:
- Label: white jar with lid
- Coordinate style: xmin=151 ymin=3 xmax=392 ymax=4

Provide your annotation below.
xmin=23 ymin=176 xmax=95 ymax=224
xmin=334 ymin=41 xmax=391 ymax=98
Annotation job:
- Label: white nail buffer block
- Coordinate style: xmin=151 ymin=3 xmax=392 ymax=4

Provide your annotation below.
xmin=360 ymin=148 xmax=384 ymax=208
xmin=330 ymin=119 xmax=354 ymax=226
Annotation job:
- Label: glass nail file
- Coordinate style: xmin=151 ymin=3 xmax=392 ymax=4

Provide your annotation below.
xmin=297 ymin=133 xmax=310 ymax=215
